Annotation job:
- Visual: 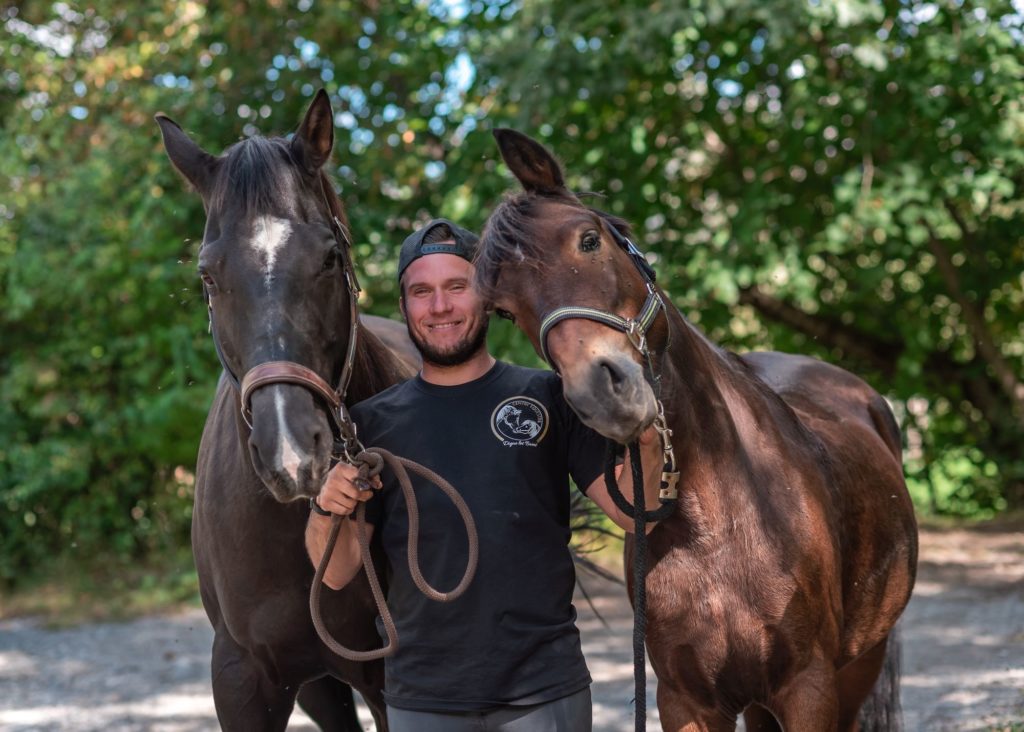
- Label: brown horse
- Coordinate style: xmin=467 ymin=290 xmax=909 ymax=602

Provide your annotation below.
xmin=477 ymin=129 xmax=918 ymax=731
xmin=156 ymin=91 xmax=415 ymax=731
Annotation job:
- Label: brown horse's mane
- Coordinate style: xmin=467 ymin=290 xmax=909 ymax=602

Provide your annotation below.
xmin=476 ymin=190 xmax=634 ymax=301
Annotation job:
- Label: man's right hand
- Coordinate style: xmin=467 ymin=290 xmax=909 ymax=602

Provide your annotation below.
xmin=306 ymin=462 xmax=380 ymax=590
xmin=313 ymin=461 xmax=382 ymax=517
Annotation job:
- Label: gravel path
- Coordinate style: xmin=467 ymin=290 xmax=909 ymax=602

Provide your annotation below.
xmin=1 ymin=527 xmax=1021 ymax=731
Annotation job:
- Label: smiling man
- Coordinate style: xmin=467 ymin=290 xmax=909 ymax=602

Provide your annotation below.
xmin=305 ymin=218 xmax=664 ymax=731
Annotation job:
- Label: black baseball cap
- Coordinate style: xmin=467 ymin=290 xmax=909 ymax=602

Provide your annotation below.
xmin=397 ymin=218 xmax=479 ymax=283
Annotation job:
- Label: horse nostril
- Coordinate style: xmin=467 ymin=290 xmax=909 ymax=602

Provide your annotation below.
xmin=598 ymin=359 xmax=626 ymax=393
xmin=312 ymin=430 xmax=322 ymax=449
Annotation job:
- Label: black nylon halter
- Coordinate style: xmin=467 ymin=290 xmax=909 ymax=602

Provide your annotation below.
xmin=538 ymin=225 xmax=663 ymax=371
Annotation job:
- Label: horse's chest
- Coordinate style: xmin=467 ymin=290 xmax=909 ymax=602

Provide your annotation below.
xmin=643 ymin=546 xmax=816 ymax=666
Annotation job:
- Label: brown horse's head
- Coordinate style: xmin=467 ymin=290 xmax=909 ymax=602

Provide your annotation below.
xmin=156 ymin=91 xmax=351 ymax=502
xmin=478 ymin=130 xmax=668 ymax=444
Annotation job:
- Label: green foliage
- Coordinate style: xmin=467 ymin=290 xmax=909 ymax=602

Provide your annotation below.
xmin=464 ymin=0 xmax=1024 ymax=513
xmin=2 ymin=0 xmax=1022 ymax=585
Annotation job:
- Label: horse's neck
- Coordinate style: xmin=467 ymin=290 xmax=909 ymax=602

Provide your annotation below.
xmin=658 ymin=306 xmax=780 ymax=510
xmin=659 ymin=306 xmax=749 ymax=447
xmin=345 ymin=325 xmax=415 ymax=405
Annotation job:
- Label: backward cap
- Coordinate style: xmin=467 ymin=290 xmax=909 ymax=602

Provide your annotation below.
xmin=398 ymin=218 xmax=479 ymax=283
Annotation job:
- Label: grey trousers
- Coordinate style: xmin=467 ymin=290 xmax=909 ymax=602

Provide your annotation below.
xmin=385 ymin=687 xmax=593 ymax=732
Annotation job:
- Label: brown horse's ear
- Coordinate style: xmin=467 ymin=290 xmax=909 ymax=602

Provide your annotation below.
xmin=155 ymin=113 xmax=219 ymax=197
xmin=493 ymin=128 xmax=565 ymax=193
xmin=291 ymin=88 xmax=334 ymax=174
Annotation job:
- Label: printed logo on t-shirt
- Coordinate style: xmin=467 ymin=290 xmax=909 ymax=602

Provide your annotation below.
xmin=491 ymin=396 xmax=549 ymax=447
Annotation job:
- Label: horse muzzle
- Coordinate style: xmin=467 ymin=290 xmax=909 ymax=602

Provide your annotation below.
xmin=247 ymin=384 xmax=333 ymax=501
xmin=562 ymin=352 xmax=658 ymax=444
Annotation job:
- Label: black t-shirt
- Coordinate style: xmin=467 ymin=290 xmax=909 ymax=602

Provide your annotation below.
xmin=350 ymin=360 xmax=606 ymax=712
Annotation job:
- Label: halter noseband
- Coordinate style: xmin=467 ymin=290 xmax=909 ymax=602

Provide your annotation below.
xmin=204 ymin=180 xmax=364 ymax=457
xmin=539 ymin=281 xmax=663 ymax=367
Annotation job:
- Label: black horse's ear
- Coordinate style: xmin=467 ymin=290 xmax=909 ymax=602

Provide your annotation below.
xmin=493 ymin=128 xmax=565 ymax=193
xmin=155 ymin=113 xmax=219 ymax=197
xmin=291 ymin=88 xmax=334 ymax=174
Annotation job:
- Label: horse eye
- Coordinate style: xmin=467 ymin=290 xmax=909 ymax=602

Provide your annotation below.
xmin=579 ymin=231 xmax=601 ymax=253
xmin=321 ymin=247 xmax=339 ymax=272
xmin=495 ymin=308 xmax=516 ymax=323
xmin=199 ymin=271 xmax=217 ymax=291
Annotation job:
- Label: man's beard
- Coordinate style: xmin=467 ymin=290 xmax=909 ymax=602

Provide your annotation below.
xmin=409 ymin=316 xmax=490 ymax=367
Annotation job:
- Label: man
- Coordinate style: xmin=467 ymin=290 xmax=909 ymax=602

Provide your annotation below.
xmin=306 ymin=219 xmax=664 ymax=731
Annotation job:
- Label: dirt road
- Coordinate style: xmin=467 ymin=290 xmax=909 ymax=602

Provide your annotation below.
xmin=1 ymin=526 xmax=1021 ymax=730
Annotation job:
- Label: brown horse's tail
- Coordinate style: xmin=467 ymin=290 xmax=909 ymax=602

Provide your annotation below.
xmin=858 ymin=626 xmax=904 ymax=732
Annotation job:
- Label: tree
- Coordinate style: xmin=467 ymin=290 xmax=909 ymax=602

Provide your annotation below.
xmin=460 ymin=0 xmax=1024 ymax=513
xmin=2 ymin=0 xmax=1021 ymax=584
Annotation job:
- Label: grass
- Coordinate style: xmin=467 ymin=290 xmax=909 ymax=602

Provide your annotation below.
xmin=0 ymin=549 xmax=200 ymax=628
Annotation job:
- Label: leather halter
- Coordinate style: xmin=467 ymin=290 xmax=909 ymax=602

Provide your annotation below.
xmin=204 ymin=180 xmax=363 ymax=453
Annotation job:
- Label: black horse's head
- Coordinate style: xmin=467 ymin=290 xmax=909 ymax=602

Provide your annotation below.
xmin=157 ymin=91 xmax=351 ymax=502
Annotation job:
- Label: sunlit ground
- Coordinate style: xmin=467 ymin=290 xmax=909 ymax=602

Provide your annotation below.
xmin=1 ymin=525 xmax=1021 ymax=730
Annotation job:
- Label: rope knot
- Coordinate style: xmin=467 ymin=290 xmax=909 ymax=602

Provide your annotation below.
xmin=353 ymin=450 xmax=384 ymax=480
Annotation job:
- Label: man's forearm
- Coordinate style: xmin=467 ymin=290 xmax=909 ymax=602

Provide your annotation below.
xmin=619 ymin=439 xmax=665 ymax=512
xmin=305 ymin=514 xmax=365 ymax=591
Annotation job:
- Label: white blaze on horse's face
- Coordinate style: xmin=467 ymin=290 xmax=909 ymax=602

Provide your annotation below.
xmin=273 ymin=387 xmax=306 ymax=485
xmin=249 ymin=216 xmax=292 ymax=287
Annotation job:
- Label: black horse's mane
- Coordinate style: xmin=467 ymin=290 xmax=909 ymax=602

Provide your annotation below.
xmin=211 ymin=134 xmax=402 ymax=392
xmin=212 ymin=135 xmax=293 ymax=215
xmin=210 ymin=135 xmax=352 ymax=238
xmin=476 ymin=191 xmax=635 ymax=300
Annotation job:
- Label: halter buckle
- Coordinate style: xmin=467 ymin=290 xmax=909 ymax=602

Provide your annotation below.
xmin=625 ymin=320 xmax=647 ymax=354
xmin=652 ymin=400 xmax=677 ymax=499
xmin=659 ymin=470 xmax=680 ymax=500
xmin=334 ymin=403 xmax=365 ymax=464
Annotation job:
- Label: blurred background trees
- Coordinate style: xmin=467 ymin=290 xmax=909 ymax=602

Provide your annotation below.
xmin=2 ymin=0 xmax=1021 ymax=585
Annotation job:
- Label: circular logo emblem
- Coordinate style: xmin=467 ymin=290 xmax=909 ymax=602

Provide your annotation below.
xmin=491 ymin=396 xmax=549 ymax=447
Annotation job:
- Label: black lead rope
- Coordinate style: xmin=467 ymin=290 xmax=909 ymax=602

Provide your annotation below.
xmin=605 ymin=440 xmax=654 ymax=732
xmin=604 ymin=442 xmax=677 ymax=523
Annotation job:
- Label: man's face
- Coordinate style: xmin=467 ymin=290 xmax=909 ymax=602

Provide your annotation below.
xmin=400 ymin=252 xmax=489 ymax=367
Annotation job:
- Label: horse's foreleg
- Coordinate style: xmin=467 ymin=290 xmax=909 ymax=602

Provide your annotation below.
xmin=296 ymin=675 xmax=363 ymax=731
xmin=210 ymin=631 xmax=296 ymax=732
xmin=655 ymin=683 xmax=737 ymax=732
xmin=769 ymin=654 xmax=838 ymax=732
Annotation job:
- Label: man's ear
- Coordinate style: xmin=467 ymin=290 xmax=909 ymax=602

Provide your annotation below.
xmin=398 ymin=296 xmax=407 ymax=321
xmin=493 ymin=128 xmax=566 ymax=193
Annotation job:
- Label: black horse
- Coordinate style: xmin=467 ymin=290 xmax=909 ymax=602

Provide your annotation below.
xmin=157 ymin=91 xmax=415 ymax=731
